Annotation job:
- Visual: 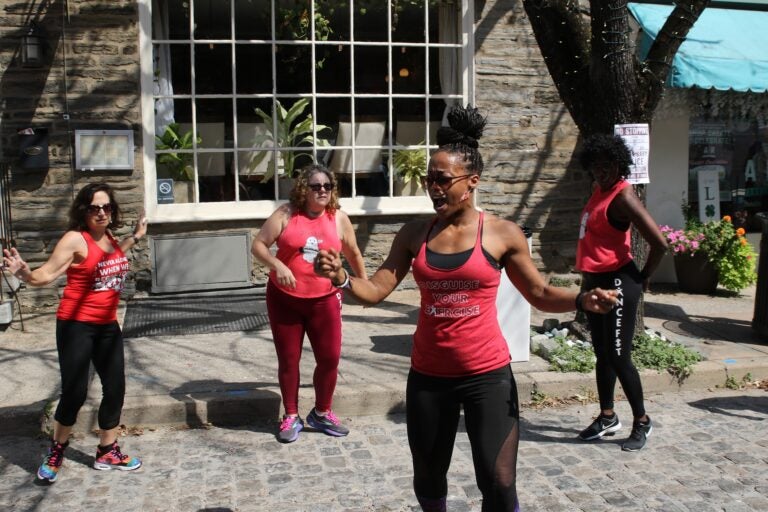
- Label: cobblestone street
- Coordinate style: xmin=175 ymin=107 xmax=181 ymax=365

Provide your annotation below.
xmin=1 ymin=388 xmax=766 ymax=511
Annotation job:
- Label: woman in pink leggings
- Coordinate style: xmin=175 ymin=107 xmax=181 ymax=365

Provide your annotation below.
xmin=252 ymin=164 xmax=367 ymax=443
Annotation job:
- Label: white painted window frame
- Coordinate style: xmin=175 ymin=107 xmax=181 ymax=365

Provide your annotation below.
xmin=138 ymin=0 xmax=475 ymax=223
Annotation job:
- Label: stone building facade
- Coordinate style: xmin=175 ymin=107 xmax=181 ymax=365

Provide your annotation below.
xmin=0 ymin=0 xmax=588 ymax=309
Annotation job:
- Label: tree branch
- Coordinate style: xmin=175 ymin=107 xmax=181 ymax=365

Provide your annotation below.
xmin=638 ymin=0 xmax=710 ymax=115
xmin=523 ymin=0 xmax=592 ymax=131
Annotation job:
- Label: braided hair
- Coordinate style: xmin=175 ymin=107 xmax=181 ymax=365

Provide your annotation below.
xmin=436 ymin=105 xmax=487 ymax=176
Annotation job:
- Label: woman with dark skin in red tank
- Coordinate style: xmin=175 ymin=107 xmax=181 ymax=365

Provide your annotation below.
xmin=575 ymin=134 xmax=668 ymax=452
xmin=315 ymin=106 xmax=618 ymax=512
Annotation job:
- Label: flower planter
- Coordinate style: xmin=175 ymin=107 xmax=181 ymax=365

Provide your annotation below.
xmin=674 ymin=252 xmax=718 ymax=294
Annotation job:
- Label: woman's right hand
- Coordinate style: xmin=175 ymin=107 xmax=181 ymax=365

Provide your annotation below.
xmin=3 ymin=247 xmax=30 ymax=279
xmin=274 ymin=261 xmax=297 ymax=289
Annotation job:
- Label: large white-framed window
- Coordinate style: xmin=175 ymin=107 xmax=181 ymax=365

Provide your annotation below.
xmin=140 ymin=0 xmax=474 ymax=222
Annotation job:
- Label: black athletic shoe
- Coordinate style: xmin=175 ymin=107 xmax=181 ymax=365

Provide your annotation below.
xmin=622 ymin=416 xmax=653 ymax=452
xmin=578 ymin=413 xmax=622 ymax=441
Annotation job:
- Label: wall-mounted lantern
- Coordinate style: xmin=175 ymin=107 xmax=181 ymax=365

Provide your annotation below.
xmin=20 ymin=23 xmax=46 ymax=68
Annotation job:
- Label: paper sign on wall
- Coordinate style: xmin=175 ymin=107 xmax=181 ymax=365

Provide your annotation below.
xmin=614 ymin=123 xmax=650 ymax=184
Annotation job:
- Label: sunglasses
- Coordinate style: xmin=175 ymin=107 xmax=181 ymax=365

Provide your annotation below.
xmin=86 ymin=204 xmax=113 ymax=215
xmin=309 ymin=183 xmax=334 ymax=192
xmin=421 ymin=173 xmax=471 ymax=188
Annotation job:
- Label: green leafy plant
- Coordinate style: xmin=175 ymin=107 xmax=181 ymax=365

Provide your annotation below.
xmin=661 ymin=206 xmax=758 ymax=292
xmin=548 ymin=337 xmax=596 ymax=373
xmin=392 ymin=144 xmax=428 ymax=186
xmin=724 ymin=374 xmax=740 ymax=390
xmin=544 ymin=332 xmax=701 ymax=384
xmin=723 ymin=372 xmax=753 ymax=390
xmin=278 ymin=4 xmax=333 ymax=68
xmin=155 ymin=123 xmax=200 ymax=181
xmin=631 ymin=333 xmax=701 ymax=384
xmin=253 ymin=98 xmax=330 ymax=181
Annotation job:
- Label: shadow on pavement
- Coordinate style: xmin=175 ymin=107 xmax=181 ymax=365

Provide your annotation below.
xmin=170 ymin=380 xmax=281 ymax=432
xmin=519 ymin=417 xmax=591 ymax=445
xmin=688 ymin=395 xmax=768 ymax=421
xmin=369 ymin=333 xmax=412 ymax=357
xmin=645 ymin=301 xmax=764 ymax=345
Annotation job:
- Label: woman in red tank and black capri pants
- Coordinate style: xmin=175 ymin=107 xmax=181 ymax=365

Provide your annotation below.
xmin=3 ymin=182 xmax=146 ymax=483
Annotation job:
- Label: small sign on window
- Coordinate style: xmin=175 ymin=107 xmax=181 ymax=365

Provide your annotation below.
xmin=157 ymin=178 xmax=175 ymax=204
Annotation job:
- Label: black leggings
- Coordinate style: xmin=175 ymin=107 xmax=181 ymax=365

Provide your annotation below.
xmin=54 ymin=319 xmax=125 ymax=430
xmin=583 ymin=262 xmax=645 ymax=419
xmin=407 ymin=365 xmax=520 ymax=512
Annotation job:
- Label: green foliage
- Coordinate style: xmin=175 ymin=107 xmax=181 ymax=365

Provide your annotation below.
xmin=155 ymin=123 xmax=200 ymax=181
xmin=631 ymin=333 xmax=701 ymax=383
xmin=549 ymin=338 xmax=596 ymax=373
xmin=529 ymin=388 xmax=549 ymax=405
xmin=724 ymin=375 xmax=739 ymax=390
xmin=692 ymin=216 xmax=757 ymax=292
xmin=723 ymin=372 xmax=753 ymax=390
xmin=393 ymin=144 xmax=427 ymax=186
xmin=548 ymin=276 xmax=575 ymax=287
xmin=546 ymin=332 xmax=701 ymax=384
xmin=253 ymin=98 xmax=330 ymax=181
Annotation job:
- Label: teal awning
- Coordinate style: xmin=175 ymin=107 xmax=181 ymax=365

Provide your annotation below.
xmin=629 ymin=3 xmax=768 ymax=92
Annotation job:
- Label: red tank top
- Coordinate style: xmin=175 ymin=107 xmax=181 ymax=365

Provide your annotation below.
xmin=57 ymin=232 xmax=129 ymax=323
xmin=271 ymin=209 xmax=342 ymax=298
xmin=411 ymin=212 xmax=511 ymax=377
xmin=576 ymin=180 xmax=633 ymax=273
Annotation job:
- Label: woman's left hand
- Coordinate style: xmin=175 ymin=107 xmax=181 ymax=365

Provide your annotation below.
xmin=581 ymin=288 xmax=619 ymax=313
xmin=133 ymin=212 xmax=148 ymax=239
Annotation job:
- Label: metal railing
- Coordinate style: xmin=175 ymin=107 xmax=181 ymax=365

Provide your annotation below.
xmin=0 ymin=163 xmax=23 ymax=330
xmin=0 ymin=162 xmax=12 ymax=250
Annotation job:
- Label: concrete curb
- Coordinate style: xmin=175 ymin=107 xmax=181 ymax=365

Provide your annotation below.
xmin=12 ymin=357 xmax=764 ymax=437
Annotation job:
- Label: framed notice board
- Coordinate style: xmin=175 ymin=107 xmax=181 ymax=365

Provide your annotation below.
xmin=75 ymin=129 xmax=134 ymax=170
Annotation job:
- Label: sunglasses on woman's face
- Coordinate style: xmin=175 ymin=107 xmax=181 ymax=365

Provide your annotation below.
xmin=86 ymin=203 xmax=112 ymax=215
xmin=309 ymin=183 xmax=334 ymax=192
xmin=421 ymin=172 xmax=471 ymax=188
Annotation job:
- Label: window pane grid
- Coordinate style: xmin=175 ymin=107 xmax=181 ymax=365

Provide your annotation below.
xmin=151 ymin=0 xmax=465 ymax=204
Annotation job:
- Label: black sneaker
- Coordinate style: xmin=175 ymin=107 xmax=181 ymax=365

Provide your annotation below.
xmin=306 ymin=408 xmax=349 ymax=437
xmin=578 ymin=413 xmax=622 ymax=441
xmin=622 ymin=416 xmax=653 ymax=452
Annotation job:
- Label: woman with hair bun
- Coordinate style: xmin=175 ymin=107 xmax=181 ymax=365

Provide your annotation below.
xmin=315 ymin=105 xmax=617 ymax=511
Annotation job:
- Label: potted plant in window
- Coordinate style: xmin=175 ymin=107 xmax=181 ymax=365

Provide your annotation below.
xmin=393 ymin=144 xmax=427 ymax=196
xmin=155 ymin=123 xmax=201 ymax=203
xmin=253 ymin=98 xmax=330 ymax=198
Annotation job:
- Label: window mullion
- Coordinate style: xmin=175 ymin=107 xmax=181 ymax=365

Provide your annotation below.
xmin=271 ymin=0 xmax=278 ymax=200
xmin=387 ymin=1 xmax=394 ymax=197
xmin=190 ymin=0 xmax=199 ymax=203
xmin=231 ymin=0 xmax=240 ymax=201
xmin=349 ymin=0 xmax=356 ymax=197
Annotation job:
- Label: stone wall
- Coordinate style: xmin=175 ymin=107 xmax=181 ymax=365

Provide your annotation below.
xmin=473 ymin=0 xmax=588 ymax=272
xmin=0 ymin=1 xmax=146 ymax=307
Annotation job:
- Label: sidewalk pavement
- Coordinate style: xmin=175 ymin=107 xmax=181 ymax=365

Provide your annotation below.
xmin=1 ymin=283 xmax=766 ymax=436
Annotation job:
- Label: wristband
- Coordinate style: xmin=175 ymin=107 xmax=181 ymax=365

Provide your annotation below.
xmin=575 ymin=291 xmax=586 ymax=313
xmin=333 ymin=269 xmax=351 ymax=289
xmin=131 ymin=235 xmax=140 ymax=244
